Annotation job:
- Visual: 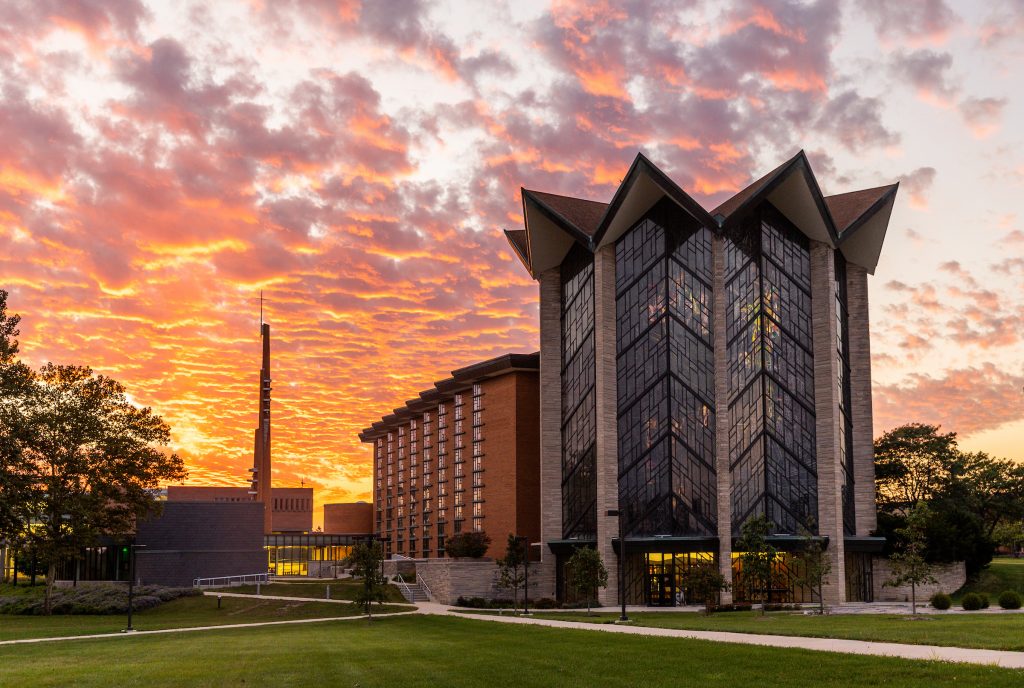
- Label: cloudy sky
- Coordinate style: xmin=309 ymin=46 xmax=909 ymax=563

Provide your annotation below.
xmin=2 ymin=0 xmax=1021 ymax=525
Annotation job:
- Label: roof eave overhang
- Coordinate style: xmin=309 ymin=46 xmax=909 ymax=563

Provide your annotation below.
xmin=721 ymin=151 xmax=840 ymax=247
xmin=593 ymin=153 xmax=718 ymax=249
xmin=503 ymin=229 xmax=532 ymax=276
xmin=837 ymin=185 xmax=899 ymax=275
xmin=521 ymin=189 xmax=591 ymax=276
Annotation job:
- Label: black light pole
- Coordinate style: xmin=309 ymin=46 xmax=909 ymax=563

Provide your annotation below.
xmin=123 ymin=543 xmax=146 ymax=633
xmin=606 ymin=509 xmax=628 ymax=622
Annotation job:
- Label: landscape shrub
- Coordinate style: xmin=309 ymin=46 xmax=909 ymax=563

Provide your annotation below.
xmin=979 ymin=593 xmax=990 ymax=609
xmin=961 ymin=592 xmax=983 ymax=611
xmin=445 ymin=532 xmax=491 ymax=558
xmin=711 ymin=603 xmax=753 ymax=613
xmin=532 ymin=597 xmax=560 ymax=610
xmin=0 ymin=584 xmax=199 ymax=616
xmin=452 ymin=596 xmax=514 ymax=609
xmin=930 ymin=592 xmax=952 ymax=610
xmin=998 ymin=591 xmax=1022 ymax=610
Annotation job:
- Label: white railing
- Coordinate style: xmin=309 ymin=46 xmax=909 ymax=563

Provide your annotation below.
xmin=193 ymin=572 xmax=269 ymax=589
xmin=416 ymin=574 xmax=433 ymax=601
xmin=394 ymin=573 xmax=414 ymax=601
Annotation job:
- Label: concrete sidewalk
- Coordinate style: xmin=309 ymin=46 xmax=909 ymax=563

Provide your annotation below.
xmin=429 ymin=603 xmax=1024 ymax=669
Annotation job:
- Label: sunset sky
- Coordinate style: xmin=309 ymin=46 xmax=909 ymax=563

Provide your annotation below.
xmin=2 ymin=1 xmax=1022 ymax=527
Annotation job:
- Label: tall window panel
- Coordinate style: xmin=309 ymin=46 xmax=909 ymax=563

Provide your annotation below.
xmin=835 ymin=253 xmax=856 ymax=535
xmin=727 ymin=205 xmax=818 ymax=535
xmin=615 ymin=199 xmax=716 ymax=538
xmin=561 ymin=243 xmax=597 ymax=539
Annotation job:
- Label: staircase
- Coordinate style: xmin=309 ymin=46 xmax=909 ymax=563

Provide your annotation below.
xmin=394 ymin=575 xmax=431 ymax=603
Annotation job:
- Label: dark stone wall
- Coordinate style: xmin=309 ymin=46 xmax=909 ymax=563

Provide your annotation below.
xmin=135 ymin=501 xmax=266 ymax=587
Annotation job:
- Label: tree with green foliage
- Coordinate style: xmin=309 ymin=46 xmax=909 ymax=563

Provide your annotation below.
xmin=20 ymin=364 xmax=187 ymax=613
xmin=344 ymin=540 xmax=388 ymax=617
xmin=0 ymin=290 xmax=35 ymax=554
xmin=737 ymin=514 xmax=777 ymax=615
xmin=496 ymin=534 xmax=527 ymax=612
xmin=679 ymin=559 xmax=728 ymax=615
xmin=884 ymin=503 xmax=937 ymax=615
xmin=993 ymin=520 xmax=1024 ymax=557
xmin=566 ymin=546 xmax=607 ymax=615
xmin=445 ymin=531 xmax=491 ymax=558
xmin=791 ymin=518 xmax=832 ymax=615
xmin=874 ymin=423 xmax=1024 ymax=577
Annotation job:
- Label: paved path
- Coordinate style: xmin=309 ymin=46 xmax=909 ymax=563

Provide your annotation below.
xmin=0 ymin=600 xmax=418 ymax=647
xmin=423 ymin=603 xmax=1024 ymax=669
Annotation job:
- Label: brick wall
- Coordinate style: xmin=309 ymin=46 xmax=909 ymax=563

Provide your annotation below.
xmin=323 ymin=502 xmax=373 ymax=534
xmin=386 ymin=557 xmax=556 ymax=605
xmin=872 ymin=558 xmax=966 ymax=602
xmin=135 ymin=501 xmax=266 ymax=587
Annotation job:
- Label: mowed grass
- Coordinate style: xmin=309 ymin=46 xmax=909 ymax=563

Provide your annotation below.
xmin=219 ymin=578 xmax=407 ymax=603
xmin=0 ymin=594 xmax=412 ymax=641
xmin=0 ymin=614 xmax=1021 ymax=687
xmin=466 ymin=609 xmax=1024 ymax=651
xmin=955 ymin=557 xmax=1024 ymax=601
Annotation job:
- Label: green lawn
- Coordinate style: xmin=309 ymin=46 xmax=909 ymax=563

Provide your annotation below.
xmin=463 ymin=609 xmax=1024 ymax=651
xmin=955 ymin=557 xmax=1024 ymax=601
xmin=0 ymin=594 xmax=412 ymax=641
xmin=0 ymin=614 xmax=1020 ymax=687
xmin=216 ymin=578 xmax=407 ymax=603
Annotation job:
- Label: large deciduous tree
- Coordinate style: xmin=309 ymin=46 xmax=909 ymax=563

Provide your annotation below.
xmin=0 ymin=290 xmax=35 ymax=553
xmin=874 ymin=423 xmax=1024 ymax=577
xmin=22 ymin=364 xmax=186 ymax=612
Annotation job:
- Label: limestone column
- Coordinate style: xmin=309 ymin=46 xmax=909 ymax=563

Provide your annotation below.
xmin=810 ymin=242 xmax=846 ymax=605
xmin=593 ymin=246 xmax=620 ymax=606
xmin=537 ymin=268 xmax=563 ymax=599
xmin=712 ymin=235 xmax=734 ymax=602
xmin=846 ymin=265 xmax=877 ymax=535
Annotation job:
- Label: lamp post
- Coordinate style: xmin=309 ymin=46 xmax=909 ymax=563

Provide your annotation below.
xmin=123 ymin=543 xmax=146 ymax=633
xmin=606 ymin=509 xmax=628 ymax=622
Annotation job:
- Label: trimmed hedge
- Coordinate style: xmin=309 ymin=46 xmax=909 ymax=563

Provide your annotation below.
xmin=930 ymin=592 xmax=952 ymax=610
xmin=961 ymin=592 xmax=983 ymax=611
xmin=998 ymin=590 xmax=1022 ymax=610
xmin=0 ymin=584 xmax=200 ymax=615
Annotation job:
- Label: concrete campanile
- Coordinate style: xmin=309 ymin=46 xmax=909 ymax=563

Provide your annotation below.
xmin=252 ymin=322 xmax=273 ymax=535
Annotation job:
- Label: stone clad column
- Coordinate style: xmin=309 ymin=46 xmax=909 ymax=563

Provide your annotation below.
xmin=538 ymin=269 xmax=562 ymax=598
xmin=810 ymin=242 xmax=845 ymax=604
xmin=593 ymin=245 xmax=620 ymax=606
xmin=712 ymin=234 xmax=734 ymax=602
xmin=846 ymin=265 xmax=877 ymax=535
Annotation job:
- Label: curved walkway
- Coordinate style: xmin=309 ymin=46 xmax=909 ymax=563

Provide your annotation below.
xmin=427 ymin=603 xmax=1024 ymax=669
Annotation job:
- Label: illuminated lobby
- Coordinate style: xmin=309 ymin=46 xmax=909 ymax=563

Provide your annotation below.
xmin=506 ymin=151 xmax=898 ymax=606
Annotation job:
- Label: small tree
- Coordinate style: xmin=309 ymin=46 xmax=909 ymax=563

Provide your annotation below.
xmin=993 ymin=520 xmax=1024 ymax=557
xmin=344 ymin=540 xmax=388 ymax=617
xmin=566 ymin=546 xmax=607 ymax=615
xmin=445 ymin=531 xmax=491 ymax=558
xmin=496 ymin=535 xmax=527 ymax=612
xmin=736 ymin=514 xmax=777 ymax=615
xmin=791 ymin=519 xmax=832 ymax=615
xmin=885 ymin=503 xmax=936 ymax=615
xmin=679 ymin=559 xmax=729 ymax=615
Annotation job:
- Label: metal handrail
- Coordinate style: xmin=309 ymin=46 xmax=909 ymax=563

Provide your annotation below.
xmin=416 ymin=574 xmax=432 ymax=601
xmin=394 ymin=573 xmax=414 ymax=601
xmin=193 ymin=572 xmax=269 ymax=588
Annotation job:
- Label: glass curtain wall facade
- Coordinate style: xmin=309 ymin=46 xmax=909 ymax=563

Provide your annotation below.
xmin=560 ymin=244 xmax=597 ymax=539
xmin=614 ymin=199 xmax=717 ymax=537
xmin=725 ymin=205 xmax=818 ymax=536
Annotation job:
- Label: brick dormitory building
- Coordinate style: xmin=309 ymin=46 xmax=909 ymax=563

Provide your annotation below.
xmin=359 ymin=354 xmax=540 ymax=560
xmin=362 ymin=149 xmax=901 ymax=607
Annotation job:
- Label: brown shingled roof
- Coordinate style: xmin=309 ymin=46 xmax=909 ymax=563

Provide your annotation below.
xmin=526 ymin=189 xmax=608 ymax=237
xmin=711 ymin=154 xmax=799 ymax=220
xmin=504 ymin=228 xmax=530 ymax=265
xmin=825 ymin=184 xmax=899 ymax=233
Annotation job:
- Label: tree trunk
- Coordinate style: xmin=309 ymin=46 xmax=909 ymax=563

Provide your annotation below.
xmin=44 ymin=562 xmax=56 ymax=615
xmin=911 ymin=581 xmax=917 ymax=616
